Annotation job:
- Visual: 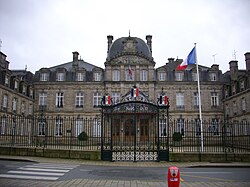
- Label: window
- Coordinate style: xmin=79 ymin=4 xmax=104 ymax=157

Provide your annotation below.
xmin=93 ymin=92 xmax=102 ymax=107
xmin=56 ymin=72 xmax=65 ymax=81
xmin=140 ymin=70 xmax=148 ymax=81
xmin=209 ymin=119 xmax=219 ymax=136
xmin=22 ymin=85 xmax=26 ymax=95
xmin=176 ymin=118 xmax=185 ymax=136
xmin=13 ymin=98 xmax=17 ymax=112
xmin=0 ymin=117 xmax=6 ymax=135
xmin=5 ymin=75 xmax=9 ymax=85
xmin=75 ymin=118 xmax=83 ymax=137
xmin=209 ymin=73 xmax=217 ymax=81
xmin=192 ymin=72 xmax=197 ymax=81
xmin=28 ymin=104 xmax=33 ymax=115
xmin=77 ymin=72 xmax=84 ymax=81
xmin=193 ymin=92 xmax=199 ymax=108
xmin=211 ymin=92 xmax=219 ymax=107
xmin=233 ymin=101 xmax=237 ymax=115
xmin=3 ymin=95 xmax=8 ymax=109
xmin=159 ymin=118 xmax=167 ymax=137
xmin=56 ymin=92 xmax=64 ymax=108
xmin=175 ymin=72 xmax=183 ymax=81
xmin=241 ymin=98 xmax=246 ymax=112
xmin=94 ymin=72 xmax=101 ymax=81
xmin=232 ymin=84 xmax=236 ymax=95
xmin=176 ymin=92 xmax=184 ymax=109
xmin=125 ymin=67 xmax=134 ymax=81
xmin=195 ymin=119 xmax=201 ymax=137
xmin=40 ymin=73 xmax=48 ymax=81
xmin=38 ymin=121 xmax=45 ymax=136
xmin=39 ymin=92 xmax=47 ymax=106
xmin=21 ymin=101 xmax=25 ymax=114
xmin=240 ymin=81 xmax=245 ymax=91
xmin=14 ymin=80 xmax=18 ymax=90
xmin=93 ymin=118 xmax=101 ymax=137
xmin=225 ymin=104 xmax=230 ymax=117
xmin=29 ymin=89 xmax=33 ymax=98
xmin=158 ymin=72 xmax=166 ymax=81
xmin=225 ymin=89 xmax=229 ymax=98
xmin=112 ymin=70 xmax=120 ymax=81
xmin=112 ymin=92 xmax=120 ymax=104
xmin=55 ymin=117 xmax=63 ymax=136
xmin=76 ymin=92 xmax=84 ymax=107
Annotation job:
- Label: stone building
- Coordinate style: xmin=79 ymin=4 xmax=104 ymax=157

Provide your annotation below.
xmin=223 ymin=53 xmax=250 ymax=122
xmin=0 ymin=51 xmax=34 ymax=135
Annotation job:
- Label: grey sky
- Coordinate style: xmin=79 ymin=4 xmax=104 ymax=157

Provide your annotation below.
xmin=0 ymin=0 xmax=249 ymax=73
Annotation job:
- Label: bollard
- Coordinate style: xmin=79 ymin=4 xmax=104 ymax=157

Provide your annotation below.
xmin=167 ymin=166 xmax=180 ymax=187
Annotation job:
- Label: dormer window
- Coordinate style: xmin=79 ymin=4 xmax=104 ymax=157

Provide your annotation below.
xmin=192 ymin=72 xmax=197 ymax=81
xmin=240 ymin=81 xmax=245 ymax=91
xmin=77 ymin=72 xmax=84 ymax=81
xmin=23 ymin=85 xmax=26 ymax=95
xmin=5 ymin=75 xmax=9 ymax=85
xmin=175 ymin=72 xmax=183 ymax=81
xmin=40 ymin=73 xmax=49 ymax=81
xmin=94 ymin=72 xmax=101 ymax=81
xmin=57 ymin=72 xmax=65 ymax=81
xmin=209 ymin=73 xmax=217 ymax=81
xmin=158 ymin=72 xmax=166 ymax=81
xmin=14 ymin=80 xmax=18 ymax=90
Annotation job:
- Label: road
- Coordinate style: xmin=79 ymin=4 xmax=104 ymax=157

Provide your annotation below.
xmin=0 ymin=160 xmax=250 ymax=186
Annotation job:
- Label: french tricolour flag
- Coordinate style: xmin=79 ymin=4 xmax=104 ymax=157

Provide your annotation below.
xmin=159 ymin=95 xmax=169 ymax=105
xmin=103 ymin=95 xmax=111 ymax=105
xmin=177 ymin=46 xmax=196 ymax=70
xmin=131 ymin=87 xmax=139 ymax=97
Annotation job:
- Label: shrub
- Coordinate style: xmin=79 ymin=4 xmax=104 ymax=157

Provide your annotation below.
xmin=77 ymin=131 xmax=88 ymax=141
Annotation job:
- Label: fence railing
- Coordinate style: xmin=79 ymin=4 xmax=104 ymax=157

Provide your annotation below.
xmin=0 ymin=114 xmax=249 ymax=153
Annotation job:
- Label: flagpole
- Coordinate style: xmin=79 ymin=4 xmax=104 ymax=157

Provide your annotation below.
xmin=195 ymin=43 xmax=204 ymax=152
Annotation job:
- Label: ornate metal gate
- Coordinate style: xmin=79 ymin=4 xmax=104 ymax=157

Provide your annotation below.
xmin=101 ymin=88 xmax=169 ymax=162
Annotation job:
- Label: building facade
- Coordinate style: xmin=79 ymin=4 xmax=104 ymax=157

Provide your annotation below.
xmin=0 ymin=35 xmax=249 ymax=161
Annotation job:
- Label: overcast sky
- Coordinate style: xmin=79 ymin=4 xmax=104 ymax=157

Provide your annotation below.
xmin=0 ymin=0 xmax=249 ymax=73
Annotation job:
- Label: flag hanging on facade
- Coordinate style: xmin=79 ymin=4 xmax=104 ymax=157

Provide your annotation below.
xmin=159 ymin=95 xmax=169 ymax=105
xmin=177 ymin=47 xmax=196 ymax=70
xmin=103 ymin=95 xmax=111 ymax=105
xmin=131 ymin=87 xmax=139 ymax=97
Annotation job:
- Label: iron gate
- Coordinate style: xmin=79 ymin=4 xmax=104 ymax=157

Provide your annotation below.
xmin=101 ymin=90 xmax=169 ymax=162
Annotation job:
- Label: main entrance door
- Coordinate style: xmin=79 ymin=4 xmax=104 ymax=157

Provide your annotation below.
xmin=101 ymin=89 xmax=169 ymax=162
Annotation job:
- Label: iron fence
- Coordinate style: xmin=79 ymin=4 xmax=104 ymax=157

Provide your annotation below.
xmin=0 ymin=114 xmax=249 ymax=153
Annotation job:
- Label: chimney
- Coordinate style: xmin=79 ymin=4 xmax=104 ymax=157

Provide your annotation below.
xmin=146 ymin=35 xmax=152 ymax=53
xmin=229 ymin=60 xmax=238 ymax=81
xmin=72 ymin=51 xmax=79 ymax=62
xmin=107 ymin=35 xmax=113 ymax=54
xmin=244 ymin=52 xmax=250 ymax=72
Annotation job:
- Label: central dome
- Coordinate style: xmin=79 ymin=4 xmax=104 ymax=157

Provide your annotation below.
xmin=107 ymin=36 xmax=152 ymax=60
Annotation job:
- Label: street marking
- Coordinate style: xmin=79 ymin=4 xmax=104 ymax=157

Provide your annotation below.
xmin=181 ymin=173 xmax=235 ymax=182
xmin=180 ymin=177 xmax=184 ymax=182
xmin=18 ymin=167 xmax=70 ymax=172
xmin=8 ymin=171 xmax=65 ymax=176
xmin=25 ymin=165 xmax=75 ymax=170
xmin=0 ymin=174 xmax=58 ymax=180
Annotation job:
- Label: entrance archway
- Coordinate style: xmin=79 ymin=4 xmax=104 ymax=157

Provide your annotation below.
xmin=101 ymin=89 xmax=169 ymax=162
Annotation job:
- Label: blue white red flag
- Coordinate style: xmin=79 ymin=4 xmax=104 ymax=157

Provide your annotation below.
xmin=160 ymin=95 xmax=169 ymax=105
xmin=131 ymin=87 xmax=139 ymax=97
xmin=177 ymin=47 xmax=196 ymax=70
xmin=103 ymin=95 xmax=111 ymax=105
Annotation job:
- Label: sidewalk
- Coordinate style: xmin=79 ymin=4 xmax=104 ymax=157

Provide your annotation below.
xmin=1 ymin=155 xmax=250 ymax=168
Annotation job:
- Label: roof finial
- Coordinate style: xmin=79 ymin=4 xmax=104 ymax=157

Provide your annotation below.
xmin=129 ymin=30 xmax=131 ymax=37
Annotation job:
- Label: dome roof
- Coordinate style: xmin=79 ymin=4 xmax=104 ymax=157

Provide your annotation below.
xmin=107 ymin=36 xmax=152 ymax=60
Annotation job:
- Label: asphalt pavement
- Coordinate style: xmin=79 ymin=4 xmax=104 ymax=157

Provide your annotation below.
xmin=0 ymin=155 xmax=250 ymax=187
